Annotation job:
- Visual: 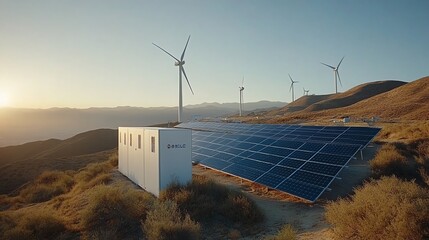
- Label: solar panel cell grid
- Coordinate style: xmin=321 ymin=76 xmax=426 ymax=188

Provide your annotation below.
xmin=290 ymin=171 xmax=333 ymax=188
xmin=267 ymin=166 xmax=295 ymax=178
xmin=255 ymin=173 xmax=286 ymax=187
xmin=175 ymin=122 xmax=379 ymax=202
xmin=278 ymin=158 xmax=306 ymax=168
xmin=277 ymin=179 xmax=323 ymax=202
xmin=301 ymin=162 xmax=342 ymax=176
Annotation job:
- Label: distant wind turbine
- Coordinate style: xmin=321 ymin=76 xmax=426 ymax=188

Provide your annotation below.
xmin=303 ymin=87 xmax=310 ymax=96
xmin=153 ymin=35 xmax=194 ymax=123
xmin=239 ymin=77 xmax=245 ymax=116
xmin=321 ymin=56 xmax=344 ymax=94
xmin=289 ymin=74 xmax=298 ymax=102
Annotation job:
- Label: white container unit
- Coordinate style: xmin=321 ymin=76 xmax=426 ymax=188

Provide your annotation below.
xmin=118 ymin=127 xmax=192 ymax=197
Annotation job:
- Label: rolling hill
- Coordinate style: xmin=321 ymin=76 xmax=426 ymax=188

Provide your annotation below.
xmin=325 ymin=76 xmax=429 ymax=119
xmin=266 ymin=76 xmax=428 ymax=122
xmin=269 ymin=80 xmax=406 ymax=116
xmin=0 ymin=129 xmax=118 ymax=194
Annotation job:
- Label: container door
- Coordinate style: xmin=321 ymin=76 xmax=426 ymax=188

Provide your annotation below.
xmin=144 ymin=130 xmax=160 ymax=196
xmin=118 ymin=128 xmax=129 ymax=176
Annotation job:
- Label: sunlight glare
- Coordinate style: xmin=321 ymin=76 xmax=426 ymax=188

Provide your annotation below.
xmin=0 ymin=92 xmax=10 ymax=107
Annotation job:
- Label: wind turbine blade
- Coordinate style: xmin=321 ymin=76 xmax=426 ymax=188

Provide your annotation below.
xmin=288 ymin=74 xmax=293 ymax=83
xmin=337 ymin=56 xmax=345 ymax=69
xmin=152 ymin=43 xmax=180 ymax=62
xmin=180 ymin=35 xmax=191 ymax=61
xmin=289 ymin=83 xmax=293 ymax=92
xmin=337 ymin=71 xmax=343 ymax=87
xmin=320 ymin=62 xmax=335 ymax=69
xmin=181 ymin=67 xmax=194 ymax=95
xmin=242 ymin=76 xmax=244 ymax=87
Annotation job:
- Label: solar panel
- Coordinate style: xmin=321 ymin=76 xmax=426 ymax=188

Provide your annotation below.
xmin=177 ymin=122 xmax=380 ymax=202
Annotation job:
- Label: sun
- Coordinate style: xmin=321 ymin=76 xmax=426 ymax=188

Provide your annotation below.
xmin=0 ymin=92 xmax=10 ymax=107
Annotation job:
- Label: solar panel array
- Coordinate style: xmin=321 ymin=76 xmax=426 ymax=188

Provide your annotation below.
xmin=176 ymin=122 xmax=380 ymax=202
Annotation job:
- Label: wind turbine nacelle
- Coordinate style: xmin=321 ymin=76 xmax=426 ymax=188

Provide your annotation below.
xmin=175 ymin=61 xmax=185 ymax=66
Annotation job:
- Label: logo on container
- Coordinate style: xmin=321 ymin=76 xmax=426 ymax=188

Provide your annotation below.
xmin=167 ymin=143 xmax=186 ymax=149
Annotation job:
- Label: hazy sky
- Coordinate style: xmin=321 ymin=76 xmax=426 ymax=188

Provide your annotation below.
xmin=0 ymin=0 xmax=428 ymax=108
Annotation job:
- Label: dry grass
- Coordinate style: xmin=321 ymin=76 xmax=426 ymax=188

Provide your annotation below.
xmin=264 ymin=224 xmax=297 ymax=240
xmin=376 ymin=121 xmax=429 ymax=142
xmin=143 ymin=200 xmax=200 ymax=240
xmin=19 ymin=170 xmax=74 ymax=203
xmin=160 ymin=175 xmax=263 ymax=225
xmin=81 ymin=184 xmax=153 ymax=239
xmin=73 ymin=161 xmax=113 ymax=192
xmin=0 ymin=208 xmax=72 ymax=240
xmin=326 ymin=176 xmax=429 ymax=240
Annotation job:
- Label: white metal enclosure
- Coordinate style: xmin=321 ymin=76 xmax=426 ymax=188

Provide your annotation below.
xmin=118 ymin=127 xmax=192 ymax=197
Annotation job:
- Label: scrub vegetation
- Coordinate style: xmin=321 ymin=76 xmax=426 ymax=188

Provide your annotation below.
xmin=0 ymin=152 xmax=263 ymax=240
xmin=326 ymin=176 xmax=429 ymax=240
xmin=327 ymin=120 xmax=429 ymax=239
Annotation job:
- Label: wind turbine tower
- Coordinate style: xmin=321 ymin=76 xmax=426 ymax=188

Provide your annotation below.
xmin=289 ymin=74 xmax=298 ymax=102
xmin=321 ymin=56 xmax=345 ymax=94
xmin=239 ymin=77 xmax=245 ymax=116
xmin=153 ymin=35 xmax=194 ymax=123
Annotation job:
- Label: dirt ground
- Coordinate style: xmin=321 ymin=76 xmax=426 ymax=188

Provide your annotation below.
xmin=192 ymin=143 xmax=380 ymax=239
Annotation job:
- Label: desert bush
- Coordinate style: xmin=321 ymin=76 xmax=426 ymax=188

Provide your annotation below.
xmin=143 ymin=200 xmax=200 ymax=240
xmin=221 ymin=192 xmax=264 ymax=224
xmin=19 ymin=170 xmax=74 ymax=203
xmin=265 ymin=224 xmax=297 ymax=240
xmin=1 ymin=209 xmax=67 ymax=240
xmin=325 ymin=176 xmax=429 ymax=240
xmin=74 ymin=161 xmax=112 ymax=191
xmin=160 ymin=176 xmax=230 ymax=220
xmin=160 ymin=175 xmax=263 ymax=225
xmin=81 ymin=184 xmax=153 ymax=239
xmin=376 ymin=121 xmax=429 ymax=142
xmin=370 ymin=143 xmax=418 ymax=179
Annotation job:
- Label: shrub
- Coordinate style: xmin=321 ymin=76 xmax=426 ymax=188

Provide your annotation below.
xmin=143 ymin=200 xmax=200 ymax=240
xmin=160 ymin=175 xmax=263 ymax=225
xmin=160 ymin=176 xmax=230 ymax=221
xmin=370 ymin=143 xmax=417 ymax=179
xmin=74 ymin=162 xmax=112 ymax=191
xmin=325 ymin=176 xmax=429 ymax=240
xmin=220 ymin=192 xmax=264 ymax=224
xmin=19 ymin=170 xmax=74 ymax=203
xmin=1 ymin=209 xmax=67 ymax=240
xmin=265 ymin=224 xmax=297 ymax=240
xmin=81 ymin=184 xmax=153 ymax=239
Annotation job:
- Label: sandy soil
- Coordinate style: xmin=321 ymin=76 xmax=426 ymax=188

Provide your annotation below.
xmin=192 ymin=143 xmax=380 ymax=239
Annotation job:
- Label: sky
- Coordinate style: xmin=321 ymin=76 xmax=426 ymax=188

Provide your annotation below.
xmin=0 ymin=0 xmax=428 ymax=109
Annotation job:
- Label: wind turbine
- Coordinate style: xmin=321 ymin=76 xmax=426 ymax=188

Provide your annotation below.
xmin=239 ymin=77 xmax=245 ymax=116
xmin=289 ymin=74 xmax=298 ymax=102
xmin=321 ymin=56 xmax=344 ymax=94
xmin=303 ymin=87 xmax=310 ymax=96
xmin=153 ymin=35 xmax=194 ymax=123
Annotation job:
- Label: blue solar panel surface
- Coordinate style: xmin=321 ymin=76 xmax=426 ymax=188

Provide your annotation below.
xmin=177 ymin=122 xmax=380 ymax=202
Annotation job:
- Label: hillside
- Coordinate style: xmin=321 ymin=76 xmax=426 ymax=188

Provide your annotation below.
xmin=0 ymin=129 xmax=117 ymax=194
xmin=269 ymin=94 xmax=333 ymax=115
xmin=303 ymin=80 xmax=406 ymax=112
xmin=327 ymin=76 xmax=429 ymax=119
xmin=269 ymin=80 xmax=405 ymax=116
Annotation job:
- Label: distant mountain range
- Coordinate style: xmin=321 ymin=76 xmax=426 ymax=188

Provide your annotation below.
xmin=0 ymin=101 xmax=286 ymax=147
